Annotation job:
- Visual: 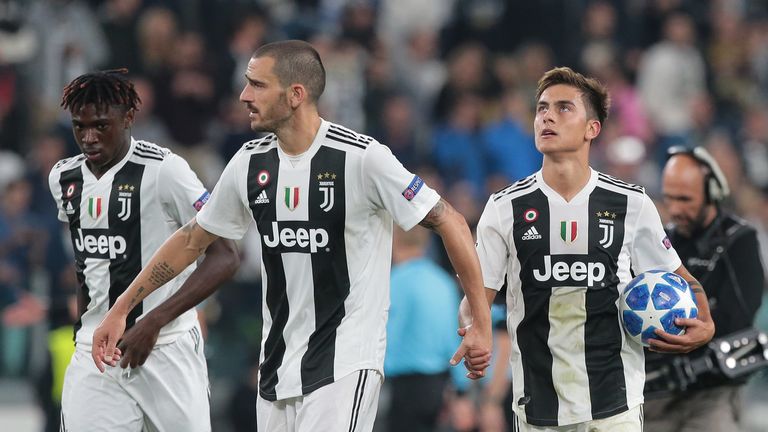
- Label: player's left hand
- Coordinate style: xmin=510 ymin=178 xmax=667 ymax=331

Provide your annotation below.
xmin=117 ymin=314 xmax=162 ymax=368
xmin=452 ymin=323 xmax=492 ymax=379
xmin=648 ymin=317 xmax=715 ymax=353
xmin=92 ymin=310 xmax=127 ymax=372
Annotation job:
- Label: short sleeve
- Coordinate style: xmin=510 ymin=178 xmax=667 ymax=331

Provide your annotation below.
xmin=196 ymin=153 xmax=253 ymax=240
xmin=158 ymin=153 xmax=209 ymax=226
xmin=48 ymin=167 xmax=67 ymax=222
xmin=630 ymin=194 xmax=682 ymax=273
xmin=476 ymin=197 xmax=509 ymax=290
xmin=363 ymin=142 xmax=440 ymax=231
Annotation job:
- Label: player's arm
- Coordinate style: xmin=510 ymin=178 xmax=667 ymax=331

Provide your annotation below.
xmin=116 ymin=232 xmax=239 ymax=368
xmin=419 ymin=198 xmax=493 ymax=377
xmin=91 ymin=218 xmax=220 ymax=371
xmin=648 ymin=264 xmax=715 ymax=353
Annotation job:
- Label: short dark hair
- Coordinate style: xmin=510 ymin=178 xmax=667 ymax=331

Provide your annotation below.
xmin=535 ymin=67 xmax=610 ymax=124
xmin=252 ymin=40 xmax=326 ymax=103
xmin=61 ymin=69 xmax=141 ymax=114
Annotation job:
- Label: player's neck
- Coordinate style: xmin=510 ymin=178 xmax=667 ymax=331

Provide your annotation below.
xmin=541 ymin=156 xmax=591 ymax=202
xmin=275 ymin=110 xmax=322 ymax=156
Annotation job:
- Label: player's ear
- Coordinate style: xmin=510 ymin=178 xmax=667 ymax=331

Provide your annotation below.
xmin=288 ymin=84 xmax=306 ymax=109
xmin=124 ymin=108 xmax=136 ymax=129
xmin=586 ymin=119 xmax=601 ymax=141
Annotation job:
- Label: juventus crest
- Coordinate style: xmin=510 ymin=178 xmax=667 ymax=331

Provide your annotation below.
xmin=596 ymin=210 xmax=617 ymax=248
xmin=317 ymin=171 xmax=337 ymax=212
xmin=117 ymin=184 xmax=135 ymax=221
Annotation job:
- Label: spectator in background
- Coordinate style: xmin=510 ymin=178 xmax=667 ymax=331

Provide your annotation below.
xmin=431 ymin=92 xmax=488 ymax=197
xmin=741 ymin=105 xmax=768 ymax=193
xmin=98 ymin=0 xmax=143 ymax=72
xmin=482 ymin=88 xmax=541 ymax=189
xmin=216 ymin=9 xmax=272 ymax=100
xmin=391 ymin=29 xmax=446 ymax=131
xmin=129 ymin=75 xmax=173 ymax=147
xmin=27 ymin=0 xmax=108 ymax=124
xmin=638 ymin=13 xmax=706 ymax=160
xmin=135 ymin=6 xmax=177 ymax=78
xmin=369 ymin=93 xmax=425 ymax=169
xmin=385 ymin=225 xmax=461 ymax=432
xmin=0 ymin=0 xmax=37 ymax=153
xmin=25 ymin=133 xmax=79 ymax=432
xmin=433 ymin=42 xmax=496 ymax=122
xmin=154 ymin=31 xmax=222 ymax=185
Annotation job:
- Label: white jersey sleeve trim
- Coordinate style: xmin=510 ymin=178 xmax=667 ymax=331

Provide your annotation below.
xmin=629 ymin=193 xmax=682 ymax=273
xmin=476 ymin=197 xmax=509 ymax=290
xmin=362 ymin=142 xmax=440 ymax=231
xmin=196 ymin=152 xmax=252 ymax=240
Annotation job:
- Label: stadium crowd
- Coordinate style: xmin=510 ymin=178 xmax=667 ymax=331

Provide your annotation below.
xmin=2 ymin=0 xmax=768 ymax=431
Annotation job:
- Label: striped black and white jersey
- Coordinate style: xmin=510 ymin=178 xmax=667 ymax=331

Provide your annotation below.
xmin=477 ymin=168 xmax=681 ymax=427
xmin=48 ymin=138 xmax=210 ymax=348
xmin=196 ymin=119 xmax=440 ymax=401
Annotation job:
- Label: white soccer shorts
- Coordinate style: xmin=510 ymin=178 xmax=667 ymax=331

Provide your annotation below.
xmin=257 ymin=369 xmax=382 ymax=432
xmin=61 ymin=326 xmax=210 ymax=432
xmin=513 ymin=404 xmax=643 ymax=432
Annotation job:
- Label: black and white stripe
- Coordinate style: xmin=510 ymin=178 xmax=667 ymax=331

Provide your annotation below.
xmin=326 ymin=124 xmax=372 ymax=150
xmin=247 ymin=148 xmax=287 ymax=401
xmin=59 ymin=166 xmax=88 ymax=340
xmin=584 ymin=186 xmax=628 ymax=418
xmin=107 ymin=162 xmax=145 ymax=329
xmin=494 ymin=174 xmax=537 ymax=201
xmin=243 ymin=134 xmax=277 ymax=151
xmin=302 ymin=146 xmax=350 ymax=394
xmin=348 ymin=370 xmax=369 ymax=432
xmin=133 ymin=141 xmax=166 ymax=161
xmin=597 ymin=173 xmax=644 ymax=194
xmin=511 ymin=188 xmax=558 ymax=424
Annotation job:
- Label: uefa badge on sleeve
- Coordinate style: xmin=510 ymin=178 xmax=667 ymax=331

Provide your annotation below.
xmin=402 ymin=175 xmax=424 ymax=201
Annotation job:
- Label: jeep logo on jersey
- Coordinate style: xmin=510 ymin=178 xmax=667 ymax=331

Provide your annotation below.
xmin=73 ymin=228 xmax=127 ymax=259
xmin=533 ymin=255 xmax=606 ymax=287
xmin=261 ymin=221 xmax=329 ymax=253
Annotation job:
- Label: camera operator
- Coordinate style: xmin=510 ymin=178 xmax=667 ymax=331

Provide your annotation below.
xmin=644 ymin=146 xmax=765 ymax=431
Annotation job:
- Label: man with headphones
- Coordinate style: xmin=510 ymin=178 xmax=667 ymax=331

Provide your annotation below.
xmin=643 ymin=146 xmax=765 ymax=431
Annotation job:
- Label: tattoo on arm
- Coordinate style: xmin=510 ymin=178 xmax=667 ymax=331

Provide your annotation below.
xmin=689 ymin=280 xmax=704 ymax=294
xmin=419 ymin=199 xmax=448 ymax=231
xmin=128 ymin=286 xmax=145 ymax=309
xmin=181 ymin=219 xmax=210 ymax=255
xmin=149 ymin=262 xmax=176 ymax=288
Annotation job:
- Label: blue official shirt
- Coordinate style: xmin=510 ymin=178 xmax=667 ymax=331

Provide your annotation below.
xmin=385 ymin=257 xmax=461 ymax=376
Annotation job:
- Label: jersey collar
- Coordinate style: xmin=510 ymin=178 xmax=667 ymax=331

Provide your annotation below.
xmin=276 ymin=118 xmax=331 ymax=166
xmin=536 ymin=167 xmax=598 ymax=204
xmin=82 ymin=137 xmax=137 ymax=182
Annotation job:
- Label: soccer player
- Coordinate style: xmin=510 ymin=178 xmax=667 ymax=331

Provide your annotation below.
xmin=91 ymin=40 xmax=492 ymax=431
xmin=468 ymin=67 xmax=715 ymax=431
xmin=49 ymin=70 xmax=239 ymax=431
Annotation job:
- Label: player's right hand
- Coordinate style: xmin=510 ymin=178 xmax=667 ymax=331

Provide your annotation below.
xmin=92 ymin=311 xmax=128 ymax=373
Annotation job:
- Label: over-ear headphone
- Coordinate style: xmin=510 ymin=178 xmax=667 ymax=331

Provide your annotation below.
xmin=667 ymin=146 xmax=730 ymax=203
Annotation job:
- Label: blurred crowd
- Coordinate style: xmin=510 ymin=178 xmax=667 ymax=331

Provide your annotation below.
xmin=2 ymin=0 xmax=768 ymax=431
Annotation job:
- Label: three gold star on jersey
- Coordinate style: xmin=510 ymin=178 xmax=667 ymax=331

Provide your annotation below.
xmin=316 ymin=172 xmax=337 ymax=180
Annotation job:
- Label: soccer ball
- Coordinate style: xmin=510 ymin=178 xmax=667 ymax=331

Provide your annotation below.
xmin=619 ymin=270 xmax=698 ymax=346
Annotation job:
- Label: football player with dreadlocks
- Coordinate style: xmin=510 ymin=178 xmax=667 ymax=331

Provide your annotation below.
xmin=50 ymin=69 xmax=239 ymax=431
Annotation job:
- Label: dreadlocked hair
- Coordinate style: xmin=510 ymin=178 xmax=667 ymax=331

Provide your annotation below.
xmin=61 ymin=69 xmax=141 ymax=114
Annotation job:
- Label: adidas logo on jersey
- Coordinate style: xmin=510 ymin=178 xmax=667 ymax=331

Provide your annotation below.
xmin=522 ymin=226 xmax=542 ymax=240
xmin=254 ymin=190 xmax=270 ymax=204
